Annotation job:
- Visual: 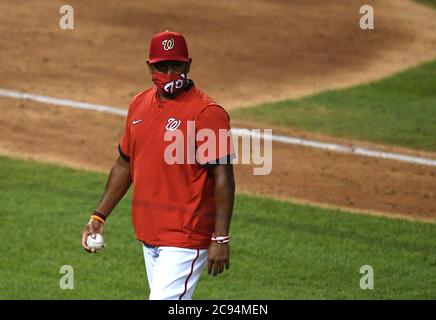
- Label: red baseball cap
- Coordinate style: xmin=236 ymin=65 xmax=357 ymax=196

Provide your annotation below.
xmin=148 ymin=30 xmax=190 ymax=64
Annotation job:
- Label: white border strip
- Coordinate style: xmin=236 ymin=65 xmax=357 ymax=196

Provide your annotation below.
xmin=1 ymin=88 xmax=436 ymax=167
xmin=0 ymin=88 xmax=127 ymax=116
xmin=231 ymin=129 xmax=436 ymax=167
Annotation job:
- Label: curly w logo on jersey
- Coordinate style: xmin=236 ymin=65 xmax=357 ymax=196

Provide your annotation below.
xmin=166 ymin=118 xmax=181 ymax=131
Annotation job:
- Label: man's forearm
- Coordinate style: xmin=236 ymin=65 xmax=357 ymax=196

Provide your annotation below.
xmin=95 ymin=157 xmax=132 ymax=217
xmin=213 ymin=164 xmax=235 ymax=236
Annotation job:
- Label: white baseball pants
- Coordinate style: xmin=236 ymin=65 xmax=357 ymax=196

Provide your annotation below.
xmin=143 ymin=245 xmax=208 ymax=300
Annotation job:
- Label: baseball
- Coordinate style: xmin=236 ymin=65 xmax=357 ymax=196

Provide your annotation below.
xmin=86 ymin=233 xmax=105 ymax=250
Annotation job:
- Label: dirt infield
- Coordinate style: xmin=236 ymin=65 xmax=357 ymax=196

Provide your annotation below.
xmin=2 ymin=0 xmax=436 ymax=109
xmin=1 ymin=0 xmax=436 ymax=221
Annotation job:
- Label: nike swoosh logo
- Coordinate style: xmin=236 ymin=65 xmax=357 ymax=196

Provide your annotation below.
xmin=132 ymin=120 xmax=142 ymax=125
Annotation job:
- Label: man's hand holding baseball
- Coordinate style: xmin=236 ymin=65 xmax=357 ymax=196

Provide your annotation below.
xmin=81 ymin=218 xmax=105 ymax=253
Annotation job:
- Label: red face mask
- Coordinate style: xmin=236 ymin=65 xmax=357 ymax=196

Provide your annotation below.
xmin=152 ymin=72 xmax=187 ymax=95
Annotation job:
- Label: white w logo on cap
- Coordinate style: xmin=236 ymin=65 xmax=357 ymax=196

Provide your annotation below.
xmin=162 ymin=38 xmax=175 ymax=51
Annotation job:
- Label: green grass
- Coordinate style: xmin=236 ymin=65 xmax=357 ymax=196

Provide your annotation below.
xmin=414 ymin=0 xmax=436 ymax=8
xmin=1 ymin=156 xmax=436 ymax=299
xmin=232 ymin=59 xmax=436 ymax=152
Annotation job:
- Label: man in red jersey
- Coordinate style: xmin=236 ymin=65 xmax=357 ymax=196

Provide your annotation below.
xmin=81 ymin=30 xmax=235 ymax=300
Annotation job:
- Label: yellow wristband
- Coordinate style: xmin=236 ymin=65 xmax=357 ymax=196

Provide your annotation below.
xmin=90 ymin=215 xmax=105 ymax=224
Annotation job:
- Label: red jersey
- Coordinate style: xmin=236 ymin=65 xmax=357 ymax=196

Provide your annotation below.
xmin=119 ymin=81 xmax=234 ymax=249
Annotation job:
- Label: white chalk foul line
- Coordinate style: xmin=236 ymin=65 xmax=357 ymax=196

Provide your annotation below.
xmin=1 ymin=87 xmax=436 ymax=167
xmin=231 ymin=129 xmax=436 ymax=167
xmin=0 ymin=88 xmax=127 ymax=116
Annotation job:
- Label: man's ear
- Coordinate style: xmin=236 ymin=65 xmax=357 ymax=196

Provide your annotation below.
xmin=185 ymin=58 xmax=192 ymax=74
xmin=146 ymin=60 xmax=153 ymax=74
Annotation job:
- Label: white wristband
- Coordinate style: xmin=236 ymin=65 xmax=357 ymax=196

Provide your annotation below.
xmin=211 ymin=234 xmax=231 ymax=244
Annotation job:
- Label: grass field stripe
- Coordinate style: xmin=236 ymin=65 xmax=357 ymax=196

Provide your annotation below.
xmin=1 ymin=87 xmax=436 ymax=167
